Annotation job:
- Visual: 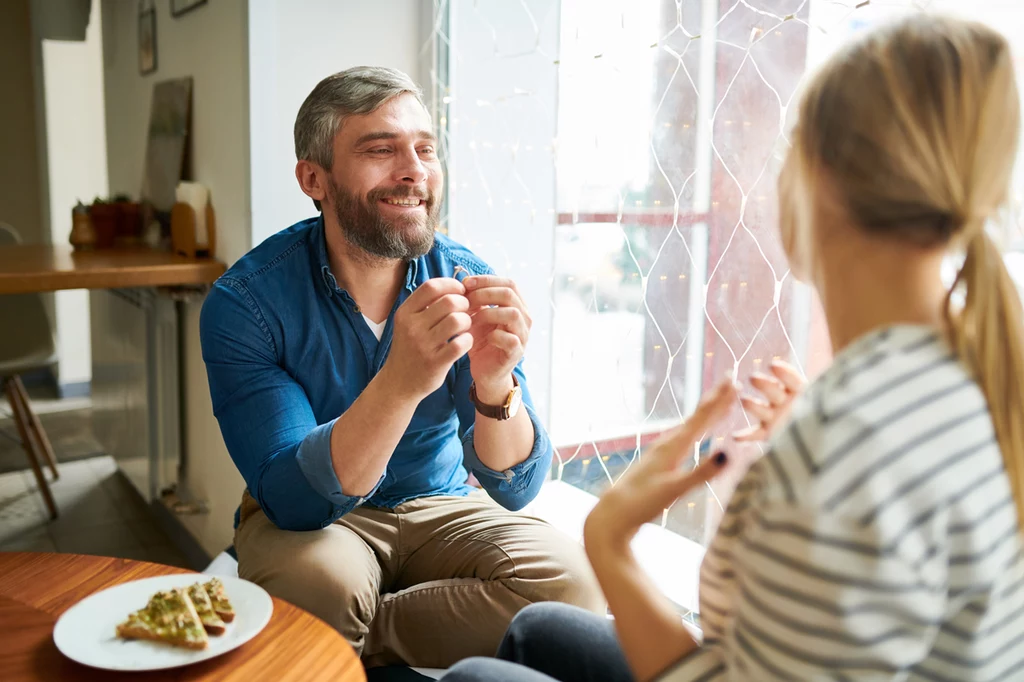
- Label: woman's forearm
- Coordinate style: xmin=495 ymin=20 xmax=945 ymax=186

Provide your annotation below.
xmin=585 ymin=536 xmax=699 ymax=682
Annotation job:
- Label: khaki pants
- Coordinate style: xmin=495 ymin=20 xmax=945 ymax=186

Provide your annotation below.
xmin=235 ymin=489 xmax=605 ymax=668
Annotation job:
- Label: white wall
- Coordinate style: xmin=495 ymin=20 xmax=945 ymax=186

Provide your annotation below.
xmin=40 ymin=0 xmax=108 ymax=392
xmin=248 ymin=0 xmax=427 ymax=246
xmin=102 ymin=0 xmax=251 ymax=265
xmin=101 ymin=0 xmax=249 ymax=557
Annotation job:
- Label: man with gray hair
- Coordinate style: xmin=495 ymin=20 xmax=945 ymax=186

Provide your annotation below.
xmin=199 ymin=66 xmax=603 ymax=669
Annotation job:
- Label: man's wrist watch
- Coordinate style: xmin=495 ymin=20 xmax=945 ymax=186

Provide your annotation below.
xmin=470 ymin=375 xmax=523 ymax=421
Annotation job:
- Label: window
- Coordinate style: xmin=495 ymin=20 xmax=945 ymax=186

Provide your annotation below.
xmin=549 ymin=0 xmax=832 ymax=553
xmin=431 ymin=0 xmax=1024 ymax=612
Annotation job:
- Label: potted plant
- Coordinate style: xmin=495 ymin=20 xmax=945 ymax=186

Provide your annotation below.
xmin=113 ymin=193 xmax=142 ymax=244
xmin=89 ymin=197 xmax=119 ymax=248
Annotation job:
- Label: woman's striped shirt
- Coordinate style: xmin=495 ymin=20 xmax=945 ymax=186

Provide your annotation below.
xmin=665 ymin=325 xmax=1024 ymax=681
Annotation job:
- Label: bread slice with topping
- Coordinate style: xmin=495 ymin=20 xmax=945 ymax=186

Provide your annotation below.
xmin=116 ymin=588 xmax=209 ymax=650
xmin=187 ymin=582 xmax=226 ymax=635
xmin=203 ymin=578 xmax=235 ymax=623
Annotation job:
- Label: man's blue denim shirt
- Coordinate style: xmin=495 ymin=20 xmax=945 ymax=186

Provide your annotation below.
xmin=199 ymin=217 xmax=552 ymax=532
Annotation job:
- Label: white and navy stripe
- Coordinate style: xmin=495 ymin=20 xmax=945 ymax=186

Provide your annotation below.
xmin=663 ymin=326 xmax=1024 ymax=681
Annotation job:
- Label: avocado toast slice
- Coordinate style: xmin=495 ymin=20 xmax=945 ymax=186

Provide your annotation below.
xmin=115 ymin=588 xmax=209 ymax=650
xmin=187 ymin=582 xmax=226 ymax=635
xmin=203 ymin=578 xmax=235 ymax=623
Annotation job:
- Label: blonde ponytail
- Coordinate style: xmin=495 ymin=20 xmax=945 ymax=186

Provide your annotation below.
xmin=947 ymin=229 xmax=1024 ymax=526
xmin=785 ymin=14 xmax=1024 ymax=527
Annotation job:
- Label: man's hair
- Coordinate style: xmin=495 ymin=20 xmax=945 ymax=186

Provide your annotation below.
xmin=294 ymin=66 xmax=427 ymax=211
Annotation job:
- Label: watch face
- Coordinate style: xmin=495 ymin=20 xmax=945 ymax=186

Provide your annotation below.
xmin=507 ymin=387 xmax=524 ymax=418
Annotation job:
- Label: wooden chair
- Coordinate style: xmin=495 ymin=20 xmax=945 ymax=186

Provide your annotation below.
xmin=0 ymin=223 xmax=59 ymax=519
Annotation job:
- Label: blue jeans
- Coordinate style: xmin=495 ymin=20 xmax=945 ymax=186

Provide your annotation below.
xmin=443 ymin=603 xmax=635 ymax=682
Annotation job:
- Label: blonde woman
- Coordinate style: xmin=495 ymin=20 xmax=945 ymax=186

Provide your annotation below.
xmin=444 ymin=14 xmax=1024 ymax=682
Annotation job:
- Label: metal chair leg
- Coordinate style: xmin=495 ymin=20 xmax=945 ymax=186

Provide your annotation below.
xmin=4 ymin=377 xmax=58 ymax=519
xmin=12 ymin=375 xmax=59 ymax=480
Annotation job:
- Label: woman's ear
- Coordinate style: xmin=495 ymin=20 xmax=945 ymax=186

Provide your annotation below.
xmin=778 ymin=148 xmax=824 ymax=285
xmin=778 ymin=151 xmax=806 ymax=281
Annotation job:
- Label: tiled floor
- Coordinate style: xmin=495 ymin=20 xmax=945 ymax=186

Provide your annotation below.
xmin=0 ymin=454 xmax=191 ymax=568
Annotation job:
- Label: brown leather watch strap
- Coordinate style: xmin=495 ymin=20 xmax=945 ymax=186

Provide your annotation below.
xmin=470 ymin=375 xmax=520 ymax=420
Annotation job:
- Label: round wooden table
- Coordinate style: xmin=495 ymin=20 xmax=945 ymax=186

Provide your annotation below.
xmin=0 ymin=552 xmax=365 ymax=681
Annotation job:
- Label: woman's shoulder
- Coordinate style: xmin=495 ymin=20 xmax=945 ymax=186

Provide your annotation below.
xmin=763 ymin=324 xmax=996 ymax=517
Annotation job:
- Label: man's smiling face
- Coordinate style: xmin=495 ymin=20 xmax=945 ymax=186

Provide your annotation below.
xmin=324 ymin=93 xmax=443 ymax=261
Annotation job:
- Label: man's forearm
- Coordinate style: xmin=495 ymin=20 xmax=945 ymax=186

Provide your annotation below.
xmin=329 ymin=365 xmax=420 ymax=497
xmin=471 ymin=374 xmax=535 ymax=471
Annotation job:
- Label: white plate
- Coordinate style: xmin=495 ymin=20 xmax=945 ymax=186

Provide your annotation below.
xmin=53 ymin=574 xmax=273 ymax=672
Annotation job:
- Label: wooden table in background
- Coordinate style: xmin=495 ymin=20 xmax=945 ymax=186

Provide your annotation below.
xmin=0 ymin=244 xmax=225 ymax=295
xmin=0 ymin=243 xmax=227 ymax=510
xmin=0 ymin=552 xmax=365 ymax=682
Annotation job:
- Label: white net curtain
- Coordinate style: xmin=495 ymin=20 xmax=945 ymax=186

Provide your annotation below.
xmin=428 ymin=0 xmax=1024 ymax=549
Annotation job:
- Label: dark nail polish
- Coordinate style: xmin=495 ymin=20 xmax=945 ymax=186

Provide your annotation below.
xmin=714 ymin=451 xmax=728 ymax=466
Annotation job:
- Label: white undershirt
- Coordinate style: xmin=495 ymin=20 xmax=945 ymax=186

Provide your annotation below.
xmin=362 ymin=314 xmax=386 ymax=341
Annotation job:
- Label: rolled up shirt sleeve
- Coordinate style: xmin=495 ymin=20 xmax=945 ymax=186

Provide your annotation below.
xmin=455 ymin=359 xmax=553 ymax=511
xmin=294 ymin=419 xmax=386 ymax=507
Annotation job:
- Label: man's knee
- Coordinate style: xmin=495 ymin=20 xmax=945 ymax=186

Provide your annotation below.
xmin=237 ymin=525 xmax=381 ymax=645
xmin=550 ymin=541 xmax=604 ymax=611
xmin=511 ymin=532 xmax=605 ymax=613
xmin=269 ymin=556 xmax=377 ymax=632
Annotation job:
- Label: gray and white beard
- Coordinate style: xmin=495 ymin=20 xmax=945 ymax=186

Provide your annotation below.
xmin=328 ymin=180 xmax=438 ymax=261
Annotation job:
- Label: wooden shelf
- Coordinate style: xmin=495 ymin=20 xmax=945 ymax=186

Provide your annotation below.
xmin=0 ymin=245 xmax=226 ymax=295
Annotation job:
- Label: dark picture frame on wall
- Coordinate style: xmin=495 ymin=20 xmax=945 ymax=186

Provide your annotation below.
xmin=138 ymin=5 xmax=157 ymax=75
xmin=171 ymin=0 xmax=208 ymax=17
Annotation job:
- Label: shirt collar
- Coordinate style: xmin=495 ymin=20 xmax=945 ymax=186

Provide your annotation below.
xmin=405 ymin=257 xmax=419 ymax=292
